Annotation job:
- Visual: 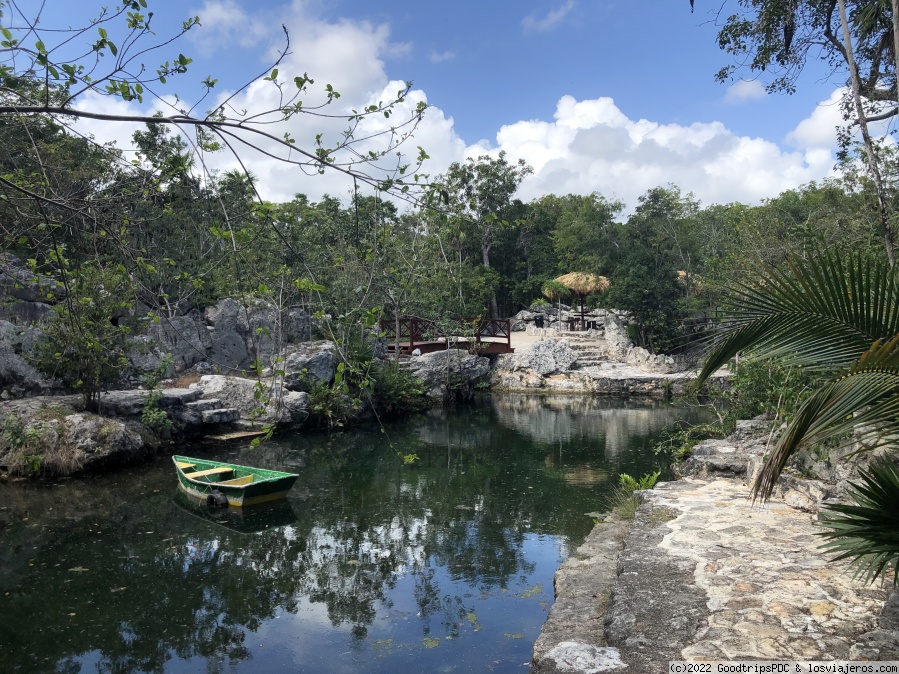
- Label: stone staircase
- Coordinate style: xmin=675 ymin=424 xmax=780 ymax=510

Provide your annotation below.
xmin=100 ymin=388 xmax=241 ymax=431
xmin=186 ymin=397 xmax=241 ymax=424
xmin=563 ymin=333 xmax=609 ymax=370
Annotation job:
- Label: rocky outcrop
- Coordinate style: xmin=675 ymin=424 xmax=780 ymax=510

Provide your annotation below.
xmin=123 ymin=298 xmax=316 ymax=377
xmin=532 ymin=514 xmax=630 ymax=673
xmin=0 ymin=321 xmax=57 ymax=398
xmin=404 ymin=350 xmax=490 ymax=401
xmin=495 ymin=339 xmax=578 ymax=376
xmin=194 ymin=375 xmax=309 ymax=428
xmin=493 ymin=361 xmax=716 ymax=397
xmin=279 ymin=340 xmax=337 ymax=391
xmin=0 ymin=254 xmax=66 ymax=303
xmin=145 ymin=311 xmax=211 ymax=372
xmin=532 ymin=420 xmax=899 ymax=673
xmin=0 ymin=398 xmax=147 ymax=475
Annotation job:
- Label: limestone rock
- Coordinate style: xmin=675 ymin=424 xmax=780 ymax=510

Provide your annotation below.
xmin=535 ymin=642 xmax=627 ymax=673
xmin=208 ymin=327 xmax=250 ymax=371
xmin=404 ymin=350 xmax=490 ymax=400
xmin=0 ymin=400 xmax=146 ymax=476
xmin=145 ymin=311 xmax=211 ymax=371
xmin=281 ymin=341 xmax=337 ymax=391
xmin=284 ymin=306 xmax=313 ymax=342
xmin=0 ymin=320 xmax=55 ymax=397
xmin=603 ymin=312 xmax=632 ymax=358
xmin=196 ymin=375 xmax=309 ymax=427
xmin=0 ymin=254 xmax=66 ymax=303
xmin=0 ymin=299 xmax=54 ymax=324
xmin=502 ymin=339 xmax=579 ymax=376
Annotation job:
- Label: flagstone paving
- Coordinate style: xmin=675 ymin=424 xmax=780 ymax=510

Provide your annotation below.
xmin=532 ymin=436 xmax=899 ymax=673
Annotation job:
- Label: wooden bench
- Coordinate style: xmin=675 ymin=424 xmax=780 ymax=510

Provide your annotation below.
xmin=218 ymin=475 xmax=254 ymax=486
xmin=183 ymin=467 xmax=233 ymax=480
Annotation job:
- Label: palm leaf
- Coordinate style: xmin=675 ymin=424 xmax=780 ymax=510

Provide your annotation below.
xmin=698 ymin=252 xmax=899 ymax=385
xmin=817 ymin=458 xmax=899 ymax=586
xmin=753 ymin=334 xmax=899 ymax=500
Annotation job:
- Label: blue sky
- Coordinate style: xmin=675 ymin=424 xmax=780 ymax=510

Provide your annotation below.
xmin=36 ymin=0 xmax=854 ymax=212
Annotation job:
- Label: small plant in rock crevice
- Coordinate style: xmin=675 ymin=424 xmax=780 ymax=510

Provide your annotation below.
xmin=604 ymin=470 xmax=661 ymax=519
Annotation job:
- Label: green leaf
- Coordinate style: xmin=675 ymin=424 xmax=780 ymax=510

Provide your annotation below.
xmin=698 ymin=251 xmax=899 ymax=386
xmin=108 ymin=40 xmax=118 ymax=56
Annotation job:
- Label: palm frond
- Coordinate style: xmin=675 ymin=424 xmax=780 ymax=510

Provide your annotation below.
xmin=817 ymin=458 xmax=899 ymax=586
xmin=753 ymin=334 xmax=899 ymax=500
xmin=698 ymin=252 xmax=899 ymax=384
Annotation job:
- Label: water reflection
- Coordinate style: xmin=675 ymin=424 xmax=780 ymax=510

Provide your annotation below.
xmin=0 ymin=395 xmax=709 ymax=673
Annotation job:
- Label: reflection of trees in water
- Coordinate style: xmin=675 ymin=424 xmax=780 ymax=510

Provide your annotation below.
xmin=0 ymin=397 xmax=694 ymax=673
xmin=490 ymin=394 xmax=685 ymax=456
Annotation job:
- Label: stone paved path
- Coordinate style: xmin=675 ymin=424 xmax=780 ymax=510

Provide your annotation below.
xmin=653 ymin=478 xmax=892 ymax=661
xmin=534 ymin=463 xmax=899 ymax=673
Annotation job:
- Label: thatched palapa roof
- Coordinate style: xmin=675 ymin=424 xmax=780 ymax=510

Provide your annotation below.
xmin=553 ymin=272 xmax=610 ymax=296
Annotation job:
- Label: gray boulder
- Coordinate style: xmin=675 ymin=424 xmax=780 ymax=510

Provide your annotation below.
xmin=0 ymin=321 xmax=55 ymax=398
xmin=281 ymin=341 xmax=337 ymax=391
xmin=195 ymin=375 xmax=309 ymax=427
xmin=145 ymin=311 xmax=211 ymax=371
xmin=127 ymin=334 xmax=172 ymax=378
xmin=204 ymin=297 xmax=241 ymax=332
xmin=0 ymin=399 xmax=146 ymax=476
xmin=604 ymin=312 xmax=633 ymax=358
xmin=0 ymin=254 xmax=66 ymax=303
xmin=237 ymin=298 xmax=280 ymax=364
xmin=498 ymin=339 xmax=578 ymax=376
xmin=204 ymin=298 xmax=251 ymax=370
xmin=405 ymin=350 xmax=490 ymax=400
xmin=284 ymin=306 xmax=313 ymax=342
xmin=0 ymin=299 xmax=54 ymax=324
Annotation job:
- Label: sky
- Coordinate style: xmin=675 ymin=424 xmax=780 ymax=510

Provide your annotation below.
xmin=30 ymin=0 xmax=868 ymax=214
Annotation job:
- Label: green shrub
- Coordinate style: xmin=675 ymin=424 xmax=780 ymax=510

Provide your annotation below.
xmin=31 ymin=264 xmax=133 ymax=410
xmin=371 ymin=361 xmax=428 ymax=415
xmin=307 ymin=380 xmax=360 ymax=429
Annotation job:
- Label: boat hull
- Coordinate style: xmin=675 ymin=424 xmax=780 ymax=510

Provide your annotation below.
xmin=173 ymin=455 xmax=299 ymax=507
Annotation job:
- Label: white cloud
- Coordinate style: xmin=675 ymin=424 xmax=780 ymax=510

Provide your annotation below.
xmin=428 ymin=49 xmax=455 ymax=63
xmin=188 ymin=0 xmax=270 ymax=54
xmin=472 ymin=94 xmax=839 ymax=215
xmin=723 ymin=80 xmax=767 ymax=105
xmin=787 ymin=88 xmax=845 ymax=149
xmin=65 ymin=4 xmax=857 ymax=217
xmin=522 ymin=0 xmax=575 ymax=33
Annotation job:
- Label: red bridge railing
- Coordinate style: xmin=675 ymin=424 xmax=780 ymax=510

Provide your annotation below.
xmin=380 ymin=316 xmax=512 ymax=354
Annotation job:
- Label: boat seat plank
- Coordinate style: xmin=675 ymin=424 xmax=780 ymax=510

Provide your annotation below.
xmin=176 ymin=461 xmax=196 ymax=470
xmin=218 ymin=475 xmax=254 ymax=486
xmin=183 ymin=467 xmax=233 ymax=479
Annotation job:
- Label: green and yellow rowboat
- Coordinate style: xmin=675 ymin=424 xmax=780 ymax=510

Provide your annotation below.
xmin=173 ymin=455 xmax=299 ymax=507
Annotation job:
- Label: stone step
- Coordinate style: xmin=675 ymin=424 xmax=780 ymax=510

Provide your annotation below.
xmin=186 ymin=398 xmax=223 ymax=412
xmin=201 ymin=408 xmax=241 ymax=424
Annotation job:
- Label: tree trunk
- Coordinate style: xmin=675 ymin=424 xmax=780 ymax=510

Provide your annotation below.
xmin=481 ymin=244 xmax=499 ymax=319
xmin=838 ymin=0 xmax=896 ymax=267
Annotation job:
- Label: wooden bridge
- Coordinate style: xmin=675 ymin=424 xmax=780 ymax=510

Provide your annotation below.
xmin=380 ymin=316 xmax=514 ymax=355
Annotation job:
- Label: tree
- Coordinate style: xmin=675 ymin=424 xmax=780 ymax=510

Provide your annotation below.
xmin=0 ymin=1 xmax=430 ymax=205
xmin=439 ymin=152 xmax=533 ymax=318
xmin=696 ymin=251 xmax=899 ymax=584
xmin=699 ymin=0 xmax=899 ymax=265
xmin=607 ymin=187 xmax=698 ymax=352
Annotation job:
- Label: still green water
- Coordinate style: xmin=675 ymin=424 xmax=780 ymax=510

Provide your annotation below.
xmin=0 ymin=394 xmax=707 ymax=673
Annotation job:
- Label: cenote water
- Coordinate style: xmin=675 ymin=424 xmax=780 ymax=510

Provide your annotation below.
xmin=0 ymin=394 xmax=709 ymax=673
